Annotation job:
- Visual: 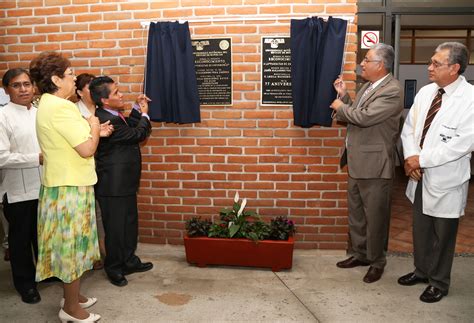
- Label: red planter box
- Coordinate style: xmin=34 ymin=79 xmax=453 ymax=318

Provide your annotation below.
xmin=183 ymin=235 xmax=294 ymax=272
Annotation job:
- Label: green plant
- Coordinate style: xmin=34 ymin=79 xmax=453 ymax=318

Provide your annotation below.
xmin=185 ymin=192 xmax=295 ymax=241
xmin=185 ymin=217 xmax=212 ymax=237
xmin=269 ymin=216 xmax=296 ymax=240
xmin=208 ymin=223 xmax=229 ymax=238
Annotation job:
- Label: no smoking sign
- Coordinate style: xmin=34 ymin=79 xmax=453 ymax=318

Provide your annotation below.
xmin=361 ymin=31 xmax=379 ymax=49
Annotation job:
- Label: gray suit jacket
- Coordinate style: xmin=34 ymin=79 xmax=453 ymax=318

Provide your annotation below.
xmin=337 ymin=74 xmax=403 ymax=179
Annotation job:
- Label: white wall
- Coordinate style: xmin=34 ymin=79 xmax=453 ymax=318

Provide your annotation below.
xmin=399 ymin=64 xmax=474 ymax=93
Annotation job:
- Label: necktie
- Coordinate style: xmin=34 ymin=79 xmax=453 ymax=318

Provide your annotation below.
xmin=420 ymin=88 xmax=445 ymax=148
xmin=118 ymin=111 xmax=127 ymax=125
xmin=356 ymin=83 xmax=373 ymax=108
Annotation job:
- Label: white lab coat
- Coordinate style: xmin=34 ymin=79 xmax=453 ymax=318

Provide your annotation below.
xmin=401 ymin=75 xmax=474 ymax=218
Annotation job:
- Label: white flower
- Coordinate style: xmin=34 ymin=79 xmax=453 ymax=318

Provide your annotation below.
xmin=237 ymin=198 xmax=247 ymax=217
xmin=233 ymin=192 xmax=239 ymax=203
xmin=228 ymin=221 xmax=234 ymax=228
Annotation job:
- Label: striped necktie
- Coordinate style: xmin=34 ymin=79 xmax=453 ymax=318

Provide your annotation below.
xmin=420 ymin=88 xmax=445 ymax=148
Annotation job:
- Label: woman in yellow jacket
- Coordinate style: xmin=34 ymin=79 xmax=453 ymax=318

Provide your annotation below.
xmin=30 ymin=51 xmax=112 ymax=323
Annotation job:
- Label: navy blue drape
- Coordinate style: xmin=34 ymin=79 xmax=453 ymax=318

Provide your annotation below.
xmin=145 ymin=21 xmax=200 ymax=124
xmin=291 ymin=17 xmax=347 ymax=127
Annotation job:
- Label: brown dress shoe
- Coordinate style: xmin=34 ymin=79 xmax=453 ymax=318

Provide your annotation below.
xmin=363 ymin=266 xmax=384 ymax=283
xmin=336 ymin=256 xmax=370 ymax=268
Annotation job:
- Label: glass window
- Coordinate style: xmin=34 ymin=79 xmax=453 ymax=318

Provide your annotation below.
xmin=400 ymin=30 xmax=412 ymax=37
xmin=393 ymin=0 xmax=474 ymax=7
xmin=415 ymin=30 xmax=467 ymax=37
xmin=414 ymin=38 xmax=467 ymax=63
xmin=470 ymin=38 xmax=474 ymax=64
xmin=400 ymin=39 xmax=412 ymax=63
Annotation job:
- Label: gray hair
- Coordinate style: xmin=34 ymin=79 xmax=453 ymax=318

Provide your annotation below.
xmin=371 ymin=43 xmax=394 ymax=73
xmin=435 ymin=42 xmax=468 ymax=75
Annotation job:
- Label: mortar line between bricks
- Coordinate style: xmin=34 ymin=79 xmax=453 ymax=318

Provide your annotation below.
xmin=274 ymin=272 xmax=321 ymax=323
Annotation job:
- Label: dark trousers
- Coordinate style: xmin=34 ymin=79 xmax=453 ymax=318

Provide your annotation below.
xmin=347 ymin=177 xmax=393 ymax=269
xmin=413 ymin=181 xmax=459 ymax=293
xmin=98 ymin=195 xmax=140 ymax=277
xmin=3 ymin=196 xmax=38 ymax=294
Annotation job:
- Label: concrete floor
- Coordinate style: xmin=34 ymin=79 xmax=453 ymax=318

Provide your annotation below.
xmin=1 ymin=244 xmax=473 ymax=323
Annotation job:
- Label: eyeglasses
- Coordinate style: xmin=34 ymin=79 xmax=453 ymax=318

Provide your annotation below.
xmin=8 ymin=82 xmax=33 ymax=89
xmin=428 ymin=60 xmax=452 ymax=69
xmin=362 ymin=57 xmax=381 ymax=64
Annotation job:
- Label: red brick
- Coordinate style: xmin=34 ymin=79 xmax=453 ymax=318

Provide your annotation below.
xmin=212 ymin=164 xmax=242 ymax=172
xmin=8 ymin=27 xmax=33 ymax=35
xmin=7 ymin=9 xmax=33 ymax=17
xmin=35 ymin=7 xmax=61 ymax=15
xmin=243 ymin=130 xmax=273 ymax=137
xmin=90 ymin=22 xmax=117 ymax=31
xmin=19 ymin=17 xmax=45 ymax=25
xmin=90 ymin=4 xmax=118 ymax=12
xmin=48 ymin=34 xmax=73 ymax=42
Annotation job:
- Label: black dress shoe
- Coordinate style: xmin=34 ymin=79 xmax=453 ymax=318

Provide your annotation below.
xmin=123 ymin=262 xmax=153 ymax=275
xmin=21 ymin=288 xmax=41 ymax=304
xmin=363 ymin=266 xmax=384 ymax=283
xmin=398 ymin=272 xmax=429 ymax=286
xmin=420 ymin=285 xmax=447 ymax=303
xmin=336 ymin=256 xmax=370 ymax=268
xmin=108 ymin=273 xmax=128 ymax=287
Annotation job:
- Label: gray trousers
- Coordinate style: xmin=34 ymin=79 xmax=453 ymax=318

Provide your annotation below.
xmin=413 ymin=181 xmax=459 ymax=293
xmin=347 ymin=177 xmax=393 ymax=269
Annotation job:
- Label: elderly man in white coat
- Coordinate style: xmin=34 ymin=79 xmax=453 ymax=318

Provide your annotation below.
xmin=399 ymin=42 xmax=474 ymax=303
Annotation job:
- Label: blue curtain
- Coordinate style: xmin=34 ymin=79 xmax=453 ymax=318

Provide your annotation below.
xmin=145 ymin=21 xmax=201 ymax=124
xmin=291 ymin=17 xmax=347 ymax=127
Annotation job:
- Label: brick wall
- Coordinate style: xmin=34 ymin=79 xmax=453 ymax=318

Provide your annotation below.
xmin=0 ymin=0 xmax=357 ymax=249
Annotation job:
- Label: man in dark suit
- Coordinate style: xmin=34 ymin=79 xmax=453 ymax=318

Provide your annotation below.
xmin=330 ymin=43 xmax=403 ymax=283
xmin=89 ymin=76 xmax=152 ymax=287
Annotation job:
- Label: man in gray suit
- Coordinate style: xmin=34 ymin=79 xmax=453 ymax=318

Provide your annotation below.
xmin=330 ymin=43 xmax=403 ymax=283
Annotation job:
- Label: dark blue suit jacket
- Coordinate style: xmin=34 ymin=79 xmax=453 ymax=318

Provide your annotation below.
xmin=95 ymin=108 xmax=151 ymax=196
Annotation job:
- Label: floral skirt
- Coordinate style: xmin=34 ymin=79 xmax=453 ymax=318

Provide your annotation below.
xmin=36 ymin=185 xmax=100 ymax=283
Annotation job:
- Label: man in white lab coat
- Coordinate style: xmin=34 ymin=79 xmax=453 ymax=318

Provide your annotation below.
xmin=399 ymin=42 xmax=474 ymax=303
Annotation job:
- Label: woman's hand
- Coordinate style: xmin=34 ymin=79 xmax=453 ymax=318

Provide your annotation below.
xmin=87 ymin=115 xmax=101 ymax=129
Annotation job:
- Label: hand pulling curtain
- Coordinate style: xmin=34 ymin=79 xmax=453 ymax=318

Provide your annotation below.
xmin=145 ymin=21 xmax=201 ymax=124
xmin=291 ymin=17 xmax=347 ymax=128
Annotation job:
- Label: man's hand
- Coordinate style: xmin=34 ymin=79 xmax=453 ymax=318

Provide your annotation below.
xmin=135 ymin=94 xmax=151 ymax=114
xmin=100 ymin=120 xmax=114 ymax=137
xmin=408 ymin=168 xmax=422 ymax=181
xmin=333 ymin=75 xmax=347 ymax=98
xmin=39 ymin=153 xmax=43 ymax=165
xmin=330 ymin=98 xmax=344 ymax=111
xmin=404 ymin=155 xmax=421 ymax=176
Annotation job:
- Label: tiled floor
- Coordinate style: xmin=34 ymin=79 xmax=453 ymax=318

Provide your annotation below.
xmin=389 ymin=167 xmax=474 ymax=254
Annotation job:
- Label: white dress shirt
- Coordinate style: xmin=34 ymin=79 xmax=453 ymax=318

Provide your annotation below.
xmin=0 ymin=102 xmax=41 ymax=203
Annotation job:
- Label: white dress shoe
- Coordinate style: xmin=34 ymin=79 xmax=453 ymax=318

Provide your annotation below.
xmin=60 ymin=297 xmax=97 ymax=309
xmin=58 ymin=308 xmax=101 ymax=322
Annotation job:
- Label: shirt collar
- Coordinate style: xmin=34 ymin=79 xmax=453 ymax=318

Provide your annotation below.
xmin=370 ymin=73 xmax=390 ymax=90
xmin=8 ymin=101 xmax=31 ymax=110
xmin=103 ymin=107 xmax=119 ymax=116
xmin=439 ymin=75 xmax=463 ymax=97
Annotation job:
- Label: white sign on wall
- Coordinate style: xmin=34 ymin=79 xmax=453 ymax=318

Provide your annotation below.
xmin=361 ymin=31 xmax=379 ymax=49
